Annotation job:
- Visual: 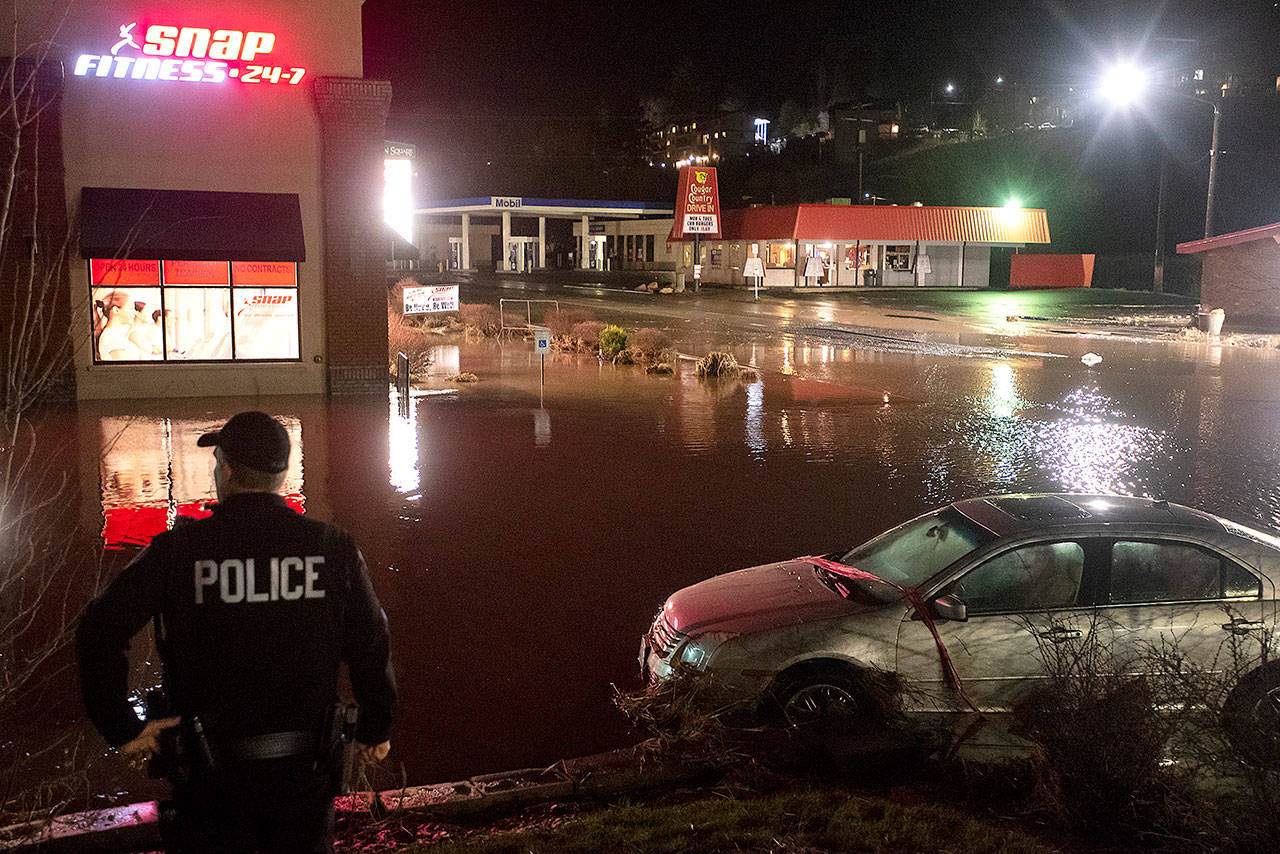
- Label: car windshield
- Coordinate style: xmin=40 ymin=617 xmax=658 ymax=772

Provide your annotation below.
xmin=838 ymin=508 xmax=994 ymax=588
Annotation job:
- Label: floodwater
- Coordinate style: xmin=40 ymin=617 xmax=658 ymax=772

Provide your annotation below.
xmin=17 ymin=292 xmax=1280 ymax=807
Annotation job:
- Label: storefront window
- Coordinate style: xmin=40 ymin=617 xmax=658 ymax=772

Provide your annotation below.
xmin=886 ymin=245 xmax=913 ymax=271
xmin=709 ymin=246 xmax=724 ymax=267
xmin=844 ymin=244 xmax=870 ymax=269
xmin=767 ymin=242 xmax=796 ymax=269
xmin=89 ymin=258 xmax=298 ymax=363
xmin=92 ymin=286 xmax=164 ymax=361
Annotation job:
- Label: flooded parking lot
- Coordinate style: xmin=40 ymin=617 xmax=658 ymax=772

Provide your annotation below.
xmin=22 ymin=290 xmax=1280 ymax=804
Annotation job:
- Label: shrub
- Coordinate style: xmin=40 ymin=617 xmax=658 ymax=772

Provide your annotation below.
xmin=387 ymin=320 xmax=434 ymax=378
xmin=458 ymin=303 xmax=500 ymax=336
xmin=570 ymin=320 xmax=606 ymax=351
xmin=630 ymin=327 xmax=670 ymax=360
xmin=598 ymin=324 xmax=628 ymax=358
xmin=647 ymin=362 xmax=674 ymax=375
xmin=387 ymin=276 xmax=420 ymax=323
xmin=545 ymin=307 xmax=596 ymax=337
xmin=695 ymin=350 xmax=740 ymax=378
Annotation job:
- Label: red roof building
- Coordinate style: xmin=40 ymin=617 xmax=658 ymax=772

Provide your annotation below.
xmin=676 ymin=203 xmax=1050 ymax=289
xmin=1177 ymin=221 xmax=1280 ymax=329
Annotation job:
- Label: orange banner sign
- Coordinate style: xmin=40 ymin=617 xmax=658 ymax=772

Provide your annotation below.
xmin=163 ymin=259 xmax=230 ymax=285
xmin=231 ymin=261 xmax=296 ymax=287
xmin=90 ymin=258 xmax=161 ymax=286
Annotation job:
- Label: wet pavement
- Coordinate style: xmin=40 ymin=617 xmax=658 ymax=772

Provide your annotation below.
xmin=20 ymin=284 xmax=1280 ymax=806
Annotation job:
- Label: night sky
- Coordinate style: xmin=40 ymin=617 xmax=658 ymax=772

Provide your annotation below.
xmin=363 ymin=1 xmax=1280 ymax=118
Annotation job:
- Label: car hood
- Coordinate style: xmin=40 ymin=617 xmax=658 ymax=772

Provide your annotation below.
xmin=665 ymin=558 xmax=889 ymax=636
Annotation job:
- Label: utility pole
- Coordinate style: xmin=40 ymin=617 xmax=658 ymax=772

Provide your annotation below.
xmin=1153 ymin=154 xmax=1168 ymax=293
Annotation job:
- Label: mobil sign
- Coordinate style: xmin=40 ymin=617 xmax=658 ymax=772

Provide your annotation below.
xmin=669 ymin=166 xmax=722 ymax=240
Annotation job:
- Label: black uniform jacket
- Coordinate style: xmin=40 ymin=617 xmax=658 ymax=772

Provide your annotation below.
xmin=77 ymin=492 xmax=396 ymax=748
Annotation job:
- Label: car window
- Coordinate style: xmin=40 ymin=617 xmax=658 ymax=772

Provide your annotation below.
xmin=839 ymin=508 xmax=994 ymax=588
xmin=1224 ymin=562 xmax=1262 ymax=598
xmin=945 ymin=541 xmax=1085 ymax=615
xmin=1109 ymin=540 xmax=1258 ymax=603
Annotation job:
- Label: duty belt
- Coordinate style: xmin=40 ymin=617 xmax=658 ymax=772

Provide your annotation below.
xmin=217 ymin=730 xmax=318 ymax=762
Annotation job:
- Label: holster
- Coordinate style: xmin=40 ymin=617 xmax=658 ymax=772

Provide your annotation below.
xmin=319 ymin=703 xmax=359 ymax=796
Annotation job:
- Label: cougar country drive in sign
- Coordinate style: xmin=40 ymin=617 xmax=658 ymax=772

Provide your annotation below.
xmin=669 ymin=166 xmax=722 ymax=240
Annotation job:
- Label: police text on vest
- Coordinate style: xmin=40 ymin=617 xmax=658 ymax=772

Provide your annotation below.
xmin=194 ymin=557 xmax=326 ymax=604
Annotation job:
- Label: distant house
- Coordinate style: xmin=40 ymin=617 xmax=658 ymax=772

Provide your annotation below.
xmin=1177 ymin=222 xmax=1280 ymax=329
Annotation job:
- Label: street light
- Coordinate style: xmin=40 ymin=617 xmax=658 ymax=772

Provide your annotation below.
xmin=1099 ymin=62 xmax=1148 ymax=106
xmin=1101 ymin=61 xmax=1221 ymax=239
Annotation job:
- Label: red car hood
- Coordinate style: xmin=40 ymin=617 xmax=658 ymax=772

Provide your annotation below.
xmin=665 ymin=558 xmax=881 ymax=636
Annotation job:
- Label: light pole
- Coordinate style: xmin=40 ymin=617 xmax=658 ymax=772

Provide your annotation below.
xmin=1100 ymin=61 xmax=1223 ymax=239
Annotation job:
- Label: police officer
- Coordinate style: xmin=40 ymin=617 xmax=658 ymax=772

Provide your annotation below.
xmin=77 ymin=411 xmax=397 ymax=852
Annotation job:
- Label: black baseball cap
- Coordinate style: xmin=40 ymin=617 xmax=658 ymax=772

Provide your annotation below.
xmin=197 ymin=411 xmax=290 ymax=473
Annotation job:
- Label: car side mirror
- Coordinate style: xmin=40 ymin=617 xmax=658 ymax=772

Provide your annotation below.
xmin=932 ymin=594 xmax=967 ymax=622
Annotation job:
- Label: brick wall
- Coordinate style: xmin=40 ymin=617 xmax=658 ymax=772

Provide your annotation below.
xmin=0 ymin=58 xmax=74 ymax=406
xmin=1200 ymin=239 xmax=1280 ymax=330
xmin=314 ymin=77 xmax=393 ymax=395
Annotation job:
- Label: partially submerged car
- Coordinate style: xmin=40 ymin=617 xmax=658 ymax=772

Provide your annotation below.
xmin=641 ymin=494 xmax=1280 ymax=753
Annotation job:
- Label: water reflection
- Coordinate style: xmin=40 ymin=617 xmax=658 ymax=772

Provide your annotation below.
xmin=745 ymin=380 xmax=765 ymax=458
xmin=533 ymin=408 xmax=551 ymax=447
xmin=98 ymin=414 xmax=304 ymax=548
xmin=986 ymin=362 xmax=1021 ymax=418
xmin=388 ymin=393 xmax=420 ymax=496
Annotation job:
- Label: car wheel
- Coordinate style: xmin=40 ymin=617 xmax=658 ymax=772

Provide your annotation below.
xmin=1222 ymin=662 xmax=1280 ymax=764
xmin=771 ymin=668 xmax=869 ymax=731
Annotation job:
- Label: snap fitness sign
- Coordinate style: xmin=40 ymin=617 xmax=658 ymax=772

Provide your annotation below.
xmin=73 ymin=22 xmax=307 ymax=85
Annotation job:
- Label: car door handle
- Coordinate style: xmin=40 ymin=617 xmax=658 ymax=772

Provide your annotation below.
xmin=1220 ymin=618 xmax=1263 ymax=636
xmin=1036 ymin=626 xmax=1082 ymax=643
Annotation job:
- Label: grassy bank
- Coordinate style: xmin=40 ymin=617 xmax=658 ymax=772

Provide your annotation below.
xmin=407 ymin=787 xmax=1054 ymax=854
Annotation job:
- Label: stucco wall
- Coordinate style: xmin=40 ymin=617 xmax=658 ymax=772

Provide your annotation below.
xmin=14 ymin=0 xmax=365 ymax=398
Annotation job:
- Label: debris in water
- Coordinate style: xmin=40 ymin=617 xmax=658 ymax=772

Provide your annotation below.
xmin=1080 ymin=353 xmax=1102 ymax=366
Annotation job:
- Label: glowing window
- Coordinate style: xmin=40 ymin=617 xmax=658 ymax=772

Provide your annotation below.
xmin=88 ymin=259 xmax=299 ymax=363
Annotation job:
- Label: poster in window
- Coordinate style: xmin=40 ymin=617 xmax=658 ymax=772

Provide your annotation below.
xmin=233 ymin=288 xmax=299 ymax=359
xmin=165 ymin=288 xmax=233 ymax=360
xmin=92 ymin=287 xmax=164 ymax=361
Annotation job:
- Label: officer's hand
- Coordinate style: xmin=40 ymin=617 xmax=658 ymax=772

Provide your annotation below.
xmin=357 ymin=740 xmax=390 ymax=763
xmin=119 ymin=716 xmax=181 ymax=759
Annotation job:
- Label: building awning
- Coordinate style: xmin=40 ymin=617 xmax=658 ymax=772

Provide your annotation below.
xmin=417 ymin=196 xmax=675 ymax=219
xmin=1176 ymin=221 xmax=1280 ymax=255
xmin=80 ymin=187 xmax=306 ymax=261
xmin=718 ymin=204 xmax=1050 ymax=244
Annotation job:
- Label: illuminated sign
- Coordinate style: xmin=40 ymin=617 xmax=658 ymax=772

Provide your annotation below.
xmin=668 ymin=166 xmax=722 ymax=240
xmin=384 ymin=141 xmax=416 ymax=159
xmin=231 ymin=261 xmax=296 ymax=286
xmin=91 ymin=258 xmax=160 ymax=285
xmin=492 ymin=197 xmax=523 ymax=209
xmin=73 ymin=22 xmax=306 ymax=85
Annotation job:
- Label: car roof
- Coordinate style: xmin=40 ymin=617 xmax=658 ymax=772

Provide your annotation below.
xmin=952 ymin=493 xmax=1226 ymax=538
